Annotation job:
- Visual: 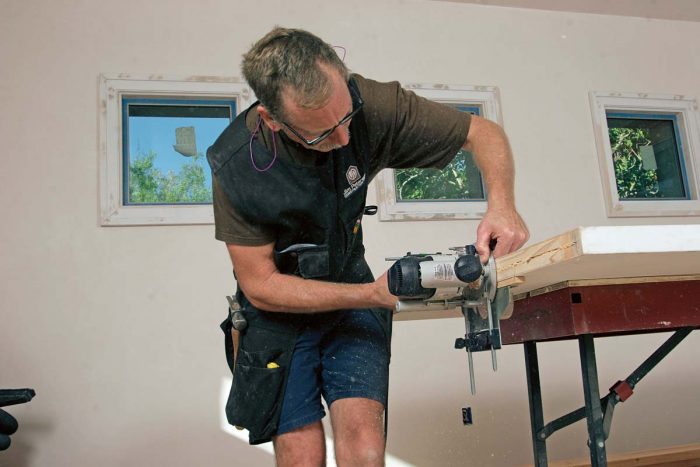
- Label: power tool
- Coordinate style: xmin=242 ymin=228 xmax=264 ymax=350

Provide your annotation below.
xmin=387 ymin=245 xmax=513 ymax=424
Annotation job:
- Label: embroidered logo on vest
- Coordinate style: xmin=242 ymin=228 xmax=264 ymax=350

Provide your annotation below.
xmin=343 ymin=165 xmax=366 ymax=198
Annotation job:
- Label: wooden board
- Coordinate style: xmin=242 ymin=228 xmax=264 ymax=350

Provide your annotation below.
xmin=395 ymin=225 xmax=700 ymax=322
xmin=498 ymin=225 xmax=700 ymax=296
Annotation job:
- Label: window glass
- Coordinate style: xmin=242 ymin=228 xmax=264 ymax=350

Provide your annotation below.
xmin=394 ymin=104 xmax=484 ymax=202
xmin=606 ymin=112 xmax=688 ymax=200
xmin=122 ymin=98 xmax=235 ymax=205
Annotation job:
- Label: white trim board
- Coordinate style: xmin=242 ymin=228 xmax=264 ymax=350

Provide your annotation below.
xmin=578 ymin=225 xmax=700 ymax=254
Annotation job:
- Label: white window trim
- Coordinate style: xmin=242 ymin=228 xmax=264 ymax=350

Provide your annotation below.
xmin=589 ymin=91 xmax=700 ymax=218
xmin=375 ymin=84 xmax=502 ymax=222
xmin=98 ymin=73 xmax=254 ymax=226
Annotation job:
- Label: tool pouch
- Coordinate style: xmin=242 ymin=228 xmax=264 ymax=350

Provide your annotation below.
xmin=221 ymin=302 xmax=298 ymax=445
xmin=273 ymin=244 xmax=329 ymax=279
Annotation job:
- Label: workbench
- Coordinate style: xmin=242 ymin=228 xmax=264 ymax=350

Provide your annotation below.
xmin=394 ymin=225 xmax=700 ymax=465
xmin=496 ymin=225 xmax=700 ymax=466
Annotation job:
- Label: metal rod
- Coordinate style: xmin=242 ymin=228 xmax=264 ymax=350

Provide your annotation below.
xmin=468 ymin=350 xmax=476 ymax=395
xmin=487 ymin=299 xmax=498 ymax=371
xmin=524 ymin=341 xmax=548 ymax=466
xmin=626 ymin=328 xmax=692 ymax=388
xmin=579 ymin=335 xmax=607 ymax=466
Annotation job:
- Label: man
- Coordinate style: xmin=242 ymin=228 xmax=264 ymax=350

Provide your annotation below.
xmin=208 ymin=27 xmax=528 ymax=467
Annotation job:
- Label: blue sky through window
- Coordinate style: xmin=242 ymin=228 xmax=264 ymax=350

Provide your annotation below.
xmin=122 ymin=98 xmax=235 ymax=204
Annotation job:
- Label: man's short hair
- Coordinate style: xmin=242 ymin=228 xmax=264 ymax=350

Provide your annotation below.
xmin=242 ymin=27 xmax=349 ymax=120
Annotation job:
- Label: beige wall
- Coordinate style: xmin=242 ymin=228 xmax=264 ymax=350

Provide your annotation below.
xmin=1 ymin=0 xmax=699 ymax=465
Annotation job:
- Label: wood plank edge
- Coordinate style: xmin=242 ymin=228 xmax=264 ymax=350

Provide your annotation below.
xmin=497 ymin=227 xmax=582 ymax=284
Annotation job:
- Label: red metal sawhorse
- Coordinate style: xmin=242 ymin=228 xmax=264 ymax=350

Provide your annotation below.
xmin=500 ymin=279 xmax=700 ymax=467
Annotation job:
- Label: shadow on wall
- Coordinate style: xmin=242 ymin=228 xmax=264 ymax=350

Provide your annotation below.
xmin=0 ymin=428 xmax=40 ymax=467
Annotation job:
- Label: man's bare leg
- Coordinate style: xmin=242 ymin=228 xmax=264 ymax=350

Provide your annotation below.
xmin=273 ymin=421 xmax=326 ymax=467
xmin=330 ymin=398 xmax=385 ymax=467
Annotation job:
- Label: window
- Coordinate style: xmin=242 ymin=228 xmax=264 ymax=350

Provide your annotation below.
xmin=590 ymin=92 xmax=700 ymax=217
xmin=99 ymin=74 xmax=254 ymax=225
xmin=123 ymin=98 xmax=234 ymax=206
xmin=393 ymin=104 xmax=484 ymax=203
xmin=375 ymin=85 xmax=502 ymax=221
xmin=606 ymin=113 xmax=687 ymax=200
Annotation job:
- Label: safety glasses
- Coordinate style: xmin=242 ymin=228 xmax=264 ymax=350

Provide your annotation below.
xmin=280 ymin=84 xmax=363 ymax=146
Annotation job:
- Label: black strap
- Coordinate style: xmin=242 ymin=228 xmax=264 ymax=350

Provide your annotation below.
xmin=220 ymin=315 xmax=235 ymax=373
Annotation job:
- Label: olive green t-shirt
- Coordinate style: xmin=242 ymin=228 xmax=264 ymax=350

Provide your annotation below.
xmin=213 ymin=74 xmax=471 ymax=245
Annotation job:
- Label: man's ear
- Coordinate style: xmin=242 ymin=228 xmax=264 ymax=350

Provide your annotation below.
xmin=257 ymin=105 xmax=281 ymax=132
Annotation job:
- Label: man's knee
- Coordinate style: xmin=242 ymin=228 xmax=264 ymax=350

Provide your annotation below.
xmin=273 ymin=421 xmax=326 ymax=467
xmin=331 ymin=398 xmax=386 ymax=466
xmin=335 ymin=433 xmax=385 ymax=466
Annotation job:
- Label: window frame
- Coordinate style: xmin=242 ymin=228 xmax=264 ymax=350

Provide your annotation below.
xmin=589 ymin=91 xmax=700 ymax=217
xmin=99 ymin=73 xmax=254 ymax=226
xmin=375 ymin=84 xmax=503 ymax=221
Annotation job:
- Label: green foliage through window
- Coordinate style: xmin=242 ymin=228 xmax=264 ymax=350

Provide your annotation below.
xmin=394 ymin=104 xmax=484 ymax=202
xmin=129 ymin=151 xmax=212 ymax=204
xmin=607 ymin=114 xmax=687 ymax=200
xmin=609 ymin=127 xmax=658 ymax=199
xmin=395 ymin=149 xmax=483 ymax=201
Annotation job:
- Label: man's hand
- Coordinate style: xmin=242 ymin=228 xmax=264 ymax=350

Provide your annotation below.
xmin=373 ymin=270 xmax=400 ymax=310
xmin=475 ymin=206 xmax=529 ymax=263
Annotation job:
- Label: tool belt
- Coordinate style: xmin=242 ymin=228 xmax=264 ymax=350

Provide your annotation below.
xmin=220 ymin=244 xmax=392 ymax=444
xmin=221 ymin=296 xmax=299 ymax=445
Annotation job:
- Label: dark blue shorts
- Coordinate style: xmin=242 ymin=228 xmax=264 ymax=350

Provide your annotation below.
xmin=276 ymin=309 xmax=390 ymax=435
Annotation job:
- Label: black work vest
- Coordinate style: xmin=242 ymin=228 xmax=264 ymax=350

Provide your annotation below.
xmin=207 ymin=79 xmax=374 ymax=288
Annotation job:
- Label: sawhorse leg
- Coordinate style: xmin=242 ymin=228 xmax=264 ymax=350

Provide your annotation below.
xmin=579 ymin=334 xmax=607 ymax=466
xmin=523 ymin=329 xmax=692 ymax=466
xmin=525 ymin=341 xmax=548 ymax=466
xmin=525 ymin=337 xmax=608 ymax=466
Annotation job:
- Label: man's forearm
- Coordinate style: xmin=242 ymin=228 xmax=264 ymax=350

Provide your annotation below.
xmin=226 ymin=242 xmax=398 ymax=313
xmin=243 ymin=271 xmax=388 ymax=313
xmin=463 ymin=115 xmax=529 ymax=260
xmin=465 ymin=116 xmax=516 ymax=209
